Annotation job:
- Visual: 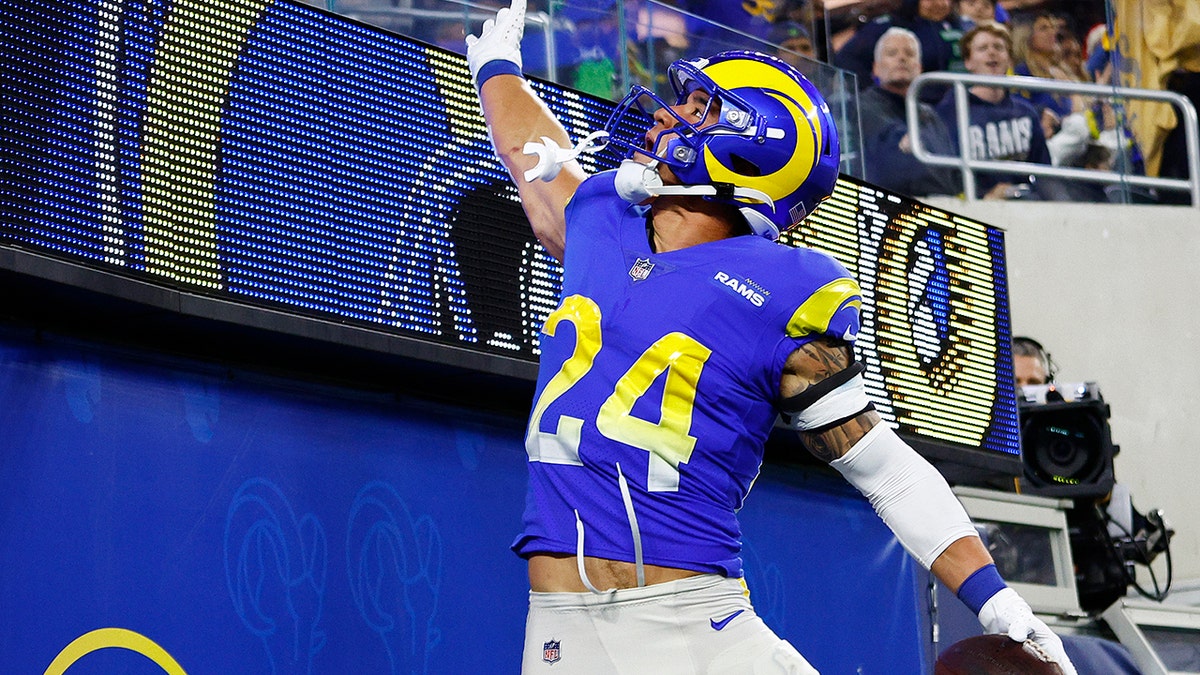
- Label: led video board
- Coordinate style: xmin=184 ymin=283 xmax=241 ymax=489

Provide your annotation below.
xmin=0 ymin=0 xmax=1019 ymax=469
xmin=781 ymin=184 xmax=1019 ymax=465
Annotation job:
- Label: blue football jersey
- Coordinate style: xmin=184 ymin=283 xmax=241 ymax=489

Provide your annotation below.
xmin=511 ymin=171 xmax=863 ymax=578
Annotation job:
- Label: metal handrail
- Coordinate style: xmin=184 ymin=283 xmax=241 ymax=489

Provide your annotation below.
xmin=906 ymin=72 xmax=1200 ymax=207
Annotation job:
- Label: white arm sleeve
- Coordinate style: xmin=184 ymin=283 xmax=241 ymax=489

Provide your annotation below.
xmin=829 ymin=424 xmax=979 ymax=568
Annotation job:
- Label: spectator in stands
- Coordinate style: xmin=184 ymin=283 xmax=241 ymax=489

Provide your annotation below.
xmin=1057 ymin=26 xmax=1089 ymax=83
xmin=514 ymin=0 xmax=584 ymax=84
xmin=771 ymin=16 xmax=853 ymax=141
xmin=956 ymin=0 xmax=1004 ymax=31
xmin=1029 ymin=42 xmax=1150 ymax=205
xmin=1045 ymin=142 xmax=1122 ymax=202
xmin=770 ymin=20 xmax=818 ymax=74
xmin=775 ymin=0 xmax=821 ymax=55
xmin=834 ymin=0 xmax=967 ymax=101
xmin=628 ymin=0 xmax=690 ymax=98
xmin=859 ymin=27 xmax=962 ymax=196
xmin=822 ymin=0 xmax=903 ymax=60
xmin=1042 ymin=61 xmax=1144 ymax=171
xmin=1011 ymin=13 xmax=1087 ymax=119
xmin=936 ymin=23 xmax=1051 ymax=199
xmin=685 ymin=0 xmax=784 ymax=57
xmin=1042 ymin=103 xmax=1089 ymax=167
xmin=1158 ymin=68 xmax=1200 ymax=190
xmin=1083 ymin=22 xmax=1113 ymax=82
xmin=997 ymin=0 xmax=1048 ymax=26
xmin=557 ymin=0 xmax=626 ymax=99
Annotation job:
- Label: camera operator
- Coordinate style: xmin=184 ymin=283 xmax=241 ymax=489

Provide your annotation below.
xmin=1009 ymin=336 xmax=1179 ymax=672
xmin=1013 ymin=336 xmax=1054 ymax=387
xmin=1012 ymin=336 xmax=1173 ymax=614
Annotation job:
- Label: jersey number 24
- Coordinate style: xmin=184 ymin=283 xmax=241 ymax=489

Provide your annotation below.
xmin=525 ymin=295 xmax=712 ymax=492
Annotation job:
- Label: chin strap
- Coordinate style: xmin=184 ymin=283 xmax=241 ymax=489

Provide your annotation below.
xmin=652 ymin=184 xmax=774 ymax=205
xmin=612 ymin=158 xmax=775 ymax=209
xmin=522 ymin=130 xmax=609 ymax=182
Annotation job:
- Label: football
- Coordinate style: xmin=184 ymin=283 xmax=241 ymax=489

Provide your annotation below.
xmin=935 ymin=634 xmax=1066 ymax=675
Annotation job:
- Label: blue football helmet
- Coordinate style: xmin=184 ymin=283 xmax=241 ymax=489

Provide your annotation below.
xmin=603 ymin=51 xmax=840 ymax=240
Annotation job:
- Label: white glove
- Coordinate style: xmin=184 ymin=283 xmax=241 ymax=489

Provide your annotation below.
xmin=465 ymin=0 xmax=526 ymax=89
xmin=978 ymin=587 xmax=1079 ymax=675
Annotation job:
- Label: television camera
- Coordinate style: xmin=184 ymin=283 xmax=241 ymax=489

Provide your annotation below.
xmin=1018 ymin=383 xmax=1175 ymax=613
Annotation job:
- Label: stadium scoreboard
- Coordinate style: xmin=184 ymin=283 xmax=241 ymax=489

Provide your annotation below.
xmin=0 ymin=0 xmax=1020 ymax=476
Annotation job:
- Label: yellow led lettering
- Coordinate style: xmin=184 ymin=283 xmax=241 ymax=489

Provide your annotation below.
xmin=142 ymin=0 xmax=270 ymax=289
xmin=875 ymin=214 xmax=998 ymax=445
xmin=427 ymin=48 xmax=489 ymax=146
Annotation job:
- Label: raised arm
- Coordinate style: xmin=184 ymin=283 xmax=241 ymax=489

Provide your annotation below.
xmin=780 ymin=338 xmax=1077 ymax=674
xmin=466 ymin=0 xmax=585 ymax=262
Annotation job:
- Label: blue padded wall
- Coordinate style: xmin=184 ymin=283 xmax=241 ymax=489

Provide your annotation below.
xmin=0 ymin=328 xmax=928 ymax=673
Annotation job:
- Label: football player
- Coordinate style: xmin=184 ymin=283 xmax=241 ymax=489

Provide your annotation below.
xmin=467 ymin=2 xmax=1077 ymax=672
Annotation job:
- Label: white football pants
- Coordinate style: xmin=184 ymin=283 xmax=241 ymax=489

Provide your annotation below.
xmin=522 ymin=574 xmax=820 ymax=674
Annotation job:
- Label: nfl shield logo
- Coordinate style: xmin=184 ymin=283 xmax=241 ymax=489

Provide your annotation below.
xmin=629 ymin=257 xmax=655 ymax=282
xmin=543 ymin=639 xmax=561 ymax=664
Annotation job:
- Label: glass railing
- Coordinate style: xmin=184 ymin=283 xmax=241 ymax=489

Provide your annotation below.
xmin=317 ymin=0 xmax=1188 ymax=207
xmin=319 ymin=0 xmax=865 ymax=180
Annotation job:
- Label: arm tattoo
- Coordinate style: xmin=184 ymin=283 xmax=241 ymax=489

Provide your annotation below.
xmin=779 ymin=337 xmax=853 ymax=401
xmin=798 ymin=410 xmax=878 ymax=464
xmin=779 ymin=336 xmax=875 ymax=462
xmin=794 ymin=339 xmax=852 ymax=384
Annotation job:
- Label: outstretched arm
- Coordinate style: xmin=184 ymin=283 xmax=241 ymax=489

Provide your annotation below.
xmin=781 ymin=338 xmax=1077 ymax=674
xmin=782 ymin=339 xmax=991 ymax=581
xmin=467 ymin=0 xmax=584 ymax=262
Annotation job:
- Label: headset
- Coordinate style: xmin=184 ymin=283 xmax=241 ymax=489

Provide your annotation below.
xmin=1012 ymin=335 xmax=1057 ymax=383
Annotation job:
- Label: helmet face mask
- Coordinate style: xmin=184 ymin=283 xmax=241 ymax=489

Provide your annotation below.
xmin=616 ymin=71 xmax=763 ymax=168
xmin=603 ymin=51 xmax=841 ymax=240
